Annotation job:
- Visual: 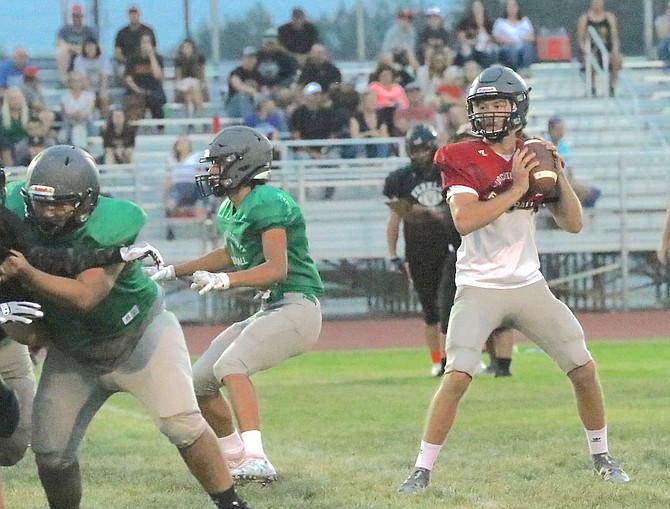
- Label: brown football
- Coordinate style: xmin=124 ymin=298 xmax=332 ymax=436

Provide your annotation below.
xmin=524 ymin=139 xmax=558 ymax=196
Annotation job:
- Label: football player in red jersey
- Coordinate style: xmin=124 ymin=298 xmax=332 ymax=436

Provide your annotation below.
xmin=398 ymin=65 xmax=629 ymax=494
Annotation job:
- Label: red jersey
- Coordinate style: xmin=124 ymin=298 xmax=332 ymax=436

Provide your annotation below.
xmin=434 ymin=138 xmax=545 ymax=289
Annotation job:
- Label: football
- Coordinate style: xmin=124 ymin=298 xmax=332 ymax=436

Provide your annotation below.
xmin=524 ymin=139 xmax=558 ymax=196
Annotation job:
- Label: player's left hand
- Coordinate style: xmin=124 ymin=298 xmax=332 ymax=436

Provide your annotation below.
xmin=0 ymin=301 xmax=43 ymax=324
xmin=190 ymin=271 xmax=231 ymax=295
xmin=119 ymin=242 xmax=164 ymax=268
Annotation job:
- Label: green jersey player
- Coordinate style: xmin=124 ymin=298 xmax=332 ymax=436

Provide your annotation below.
xmin=152 ymin=126 xmax=324 ymax=484
xmin=1 ymin=146 xmax=254 ymax=509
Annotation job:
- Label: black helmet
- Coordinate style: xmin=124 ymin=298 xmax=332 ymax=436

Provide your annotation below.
xmin=405 ymin=123 xmax=439 ymax=165
xmin=196 ymin=126 xmax=273 ymax=198
xmin=466 ymin=65 xmax=531 ymax=141
xmin=22 ymin=145 xmax=100 ymax=235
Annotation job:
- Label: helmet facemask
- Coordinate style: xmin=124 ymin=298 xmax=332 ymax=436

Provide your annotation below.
xmin=23 ymin=185 xmax=97 ymax=235
xmin=195 ymin=152 xmax=244 ymax=198
xmin=468 ymin=96 xmax=522 ymax=141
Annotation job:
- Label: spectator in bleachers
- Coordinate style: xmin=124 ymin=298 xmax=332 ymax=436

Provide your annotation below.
xmin=0 ymin=87 xmax=29 ymax=166
xmin=256 ymin=28 xmax=299 ymax=93
xmin=174 ymin=39 xmax=207 ymax=116
xmin=547 ymin=115 xmax=601 ymax=208
xmin=73 ymin=38 xmax=111 ymax=118
xmin=415 ymin=48 xmax=456 ymax=106
xmin=454 ymin=0 xmax=498 ymax=69
xmin=576 ymin=0 xmax=623 ymax=97
xmin=226 ymin=46 xmax=262 ymax=119
xmin=348 ymin=90 xmax=392 ymax=158
xmin=164 ymin=135 xmax=211 ymax=240
xmin=393 ymin=81 xmax=439 ymax=137
xmin=297 ymin=44 xmax=342 ymax=92
xmin=278 ymin=8 xmax=319 ymax=66
xmin=434 ymin=62 xmax=475 ymax=142
xmin=55 ymin=3 xmax=98 ymax=86
xmin=654 ymin=1 xmax=670 ymax=66
xmin=417 ymin=7 xmax=452 ymax=66
xmin=382 ymin=9 xmax=419 ymax=73
xmin=0 ymin=47 xmax=29 ymax=99
xmin=368 ymin=64 xmax=409 ymax=136
xmin=15 ymin=134 xmax=46 ymax=167
xmin=60 ymin=71 xmax=96 ymax=147
xmin=20 ymin=66 xmax=56 ymax=135
xmin=290 ymin=81 xmax=341 ymax=157
xmin=113 ymin=5 xmax=157 ymax=82
xmin=124 ymin=33 xmax=167 ymax=121
xmin=101 ymin=109 xmax=136 ymax=165
xmin=243 ymin=95 xmax=288 ymax=141
xmin=492 ymin=0 xmax=536 ymax=76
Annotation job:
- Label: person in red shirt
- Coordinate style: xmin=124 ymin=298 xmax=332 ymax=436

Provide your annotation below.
xmin=397 ymin=65 xmax=630 ymax=495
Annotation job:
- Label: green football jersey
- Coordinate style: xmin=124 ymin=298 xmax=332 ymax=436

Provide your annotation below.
xmin=216 ymin=185 xmax=323 ymax=296
xmin=5 ymin=181 xmax=157 ymax=353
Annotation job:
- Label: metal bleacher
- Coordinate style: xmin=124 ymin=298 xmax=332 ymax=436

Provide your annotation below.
xmin=10 ymin=56 xmax=670 ymax=318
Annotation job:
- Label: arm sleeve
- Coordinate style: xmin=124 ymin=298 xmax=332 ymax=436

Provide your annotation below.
xmin=1 ymin=207 xmax=123 ymax=277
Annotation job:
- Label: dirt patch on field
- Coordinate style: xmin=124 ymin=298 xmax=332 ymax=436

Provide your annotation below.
xmin=182 ymin=310 xmax=670 ymax=356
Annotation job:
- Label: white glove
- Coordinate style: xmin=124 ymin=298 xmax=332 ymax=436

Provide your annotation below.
xmin=146 ymin=264 xmax=176 ymax=281
xmin=119 ymin=242 xmax=165 ymax=267
xmin=190 ymin=271 xmax=230 ymax=295
xmin=0 ymin=301 xmax=43 ymax=324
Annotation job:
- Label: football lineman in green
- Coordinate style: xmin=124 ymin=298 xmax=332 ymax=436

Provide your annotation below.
xmin=152 ymin=126 xmax=324 ymax=484
xmin=1 ymin=146 xmax=254 ymax=509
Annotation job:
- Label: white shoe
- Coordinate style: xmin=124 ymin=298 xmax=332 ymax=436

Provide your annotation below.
xmin=231 ymin=456 xmax=277 ymax=484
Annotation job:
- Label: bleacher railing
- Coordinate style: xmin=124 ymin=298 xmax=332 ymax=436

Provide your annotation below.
xmin=5 ymin=146 xmax=669 ymax=313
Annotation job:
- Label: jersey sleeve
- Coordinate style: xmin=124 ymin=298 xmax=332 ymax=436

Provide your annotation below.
xmin=246 ymin=190 xmax=295 ymax=231
xmin=382 ymin=169 xmax=401 ymax=199
xmin=435 ymin=143 xmax=484 ymax=196
xmin=83 ymin=196 xmax=147 ymax=247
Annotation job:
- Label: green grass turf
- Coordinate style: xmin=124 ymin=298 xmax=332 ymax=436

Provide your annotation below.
xmin=5 ymin=339 xmax=670 ymax=508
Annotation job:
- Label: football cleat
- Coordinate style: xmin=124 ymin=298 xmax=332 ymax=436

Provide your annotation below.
xmin=231 ymin=456 xmax=277 ymax=484
xmin=397 ymin=467 xmax=430 ymax=494
xmin=592 ymin=453 xmax=630 ymax=484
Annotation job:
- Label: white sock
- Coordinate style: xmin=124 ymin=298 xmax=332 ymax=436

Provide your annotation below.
xmin=218 ymin=431 xmax=244 ymax=459
xmin=585 ymin=426 xmax=608 ymax=455
xmin=241 ymin=430 xmax=266 ymax=458
xmin=415 ymin=440 xmax=443 ymax=470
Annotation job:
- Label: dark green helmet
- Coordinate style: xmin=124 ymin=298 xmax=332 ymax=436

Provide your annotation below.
xmin=22 ymin=145 xmax=100 ymax=235
xmin=405 ymin=123 xmax=439 ymax=164
xmin=196 ymin=126 xmax=273 ymax=198
xmin=466 ymin=65 xmax=530 ymax=141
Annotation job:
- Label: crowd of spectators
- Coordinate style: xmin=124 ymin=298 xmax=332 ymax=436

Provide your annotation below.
xmin=0 ymin=2 xmax=667 ymax=171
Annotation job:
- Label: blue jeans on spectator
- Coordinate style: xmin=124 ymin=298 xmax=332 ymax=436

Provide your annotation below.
xmin=498 ymin=42 xmax=536 ymax=72
xmin=659 ymin=37 xmax=670 ymax=65
xmin=226 ymin=93 xmax=255 ymax=119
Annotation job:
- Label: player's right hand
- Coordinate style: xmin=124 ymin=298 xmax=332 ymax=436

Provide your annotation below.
xmin=0 ymin=301 xmax=43 ymax=324
xmin=510 ymin=147 xmax=537 ymax=195
xmin=145 ymin=264 xmax=176 ymax=281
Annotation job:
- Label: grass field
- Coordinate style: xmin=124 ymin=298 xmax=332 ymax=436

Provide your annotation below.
xmin=4 ymin=339 xmax=670 ymax=509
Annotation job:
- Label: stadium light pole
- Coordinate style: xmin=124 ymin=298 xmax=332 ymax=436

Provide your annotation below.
xmin=356 ymin=0 xmax=365 ymax=61
xmin=643 ymin=0 xmax=653 ymax=58
xmin=184 ymin=0 xmax=191 ymax=38
xmin=211 ymin=0 xmax=220 ymax=64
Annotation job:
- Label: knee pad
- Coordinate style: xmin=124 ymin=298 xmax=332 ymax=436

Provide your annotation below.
xmin=35 ymin=451 xmax=76 ymax=472
xmin=191 ymin=361 xmax=222 ymax=398
xmin=445 ymin=345 xmax=483 ymax=377
xmin=158 ymin=411 xmax=207 ymax=448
